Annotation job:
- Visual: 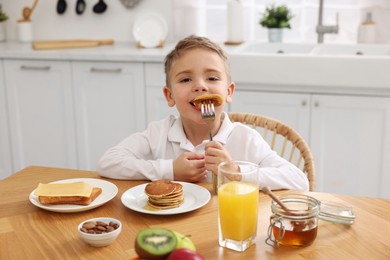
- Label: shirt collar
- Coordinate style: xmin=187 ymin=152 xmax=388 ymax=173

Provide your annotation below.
xmin=167 ymin=112 xmax=234 ymax=148
xmin=167 ymin=116 xmax=187 ymax=143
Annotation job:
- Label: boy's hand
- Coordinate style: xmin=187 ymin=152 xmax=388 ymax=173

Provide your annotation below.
xmin=173 ymin=152 xmax=207 ymax=182
xmin=204 ymin=141 xmax=232 ymax=174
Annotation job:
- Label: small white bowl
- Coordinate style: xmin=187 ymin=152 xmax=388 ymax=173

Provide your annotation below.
xmin=78 ymin=217 xmax=122 ymax=247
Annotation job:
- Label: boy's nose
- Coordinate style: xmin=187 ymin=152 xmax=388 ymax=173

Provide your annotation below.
xmin=193 ymin=80 xmax=208 ymax=92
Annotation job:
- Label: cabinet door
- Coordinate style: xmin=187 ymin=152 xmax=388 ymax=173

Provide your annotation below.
xmin=4 ymin=60 xmax=77 ymax=172
xmin=145 ymin=63 xmax=178 ymax=123
xmin=72 ymin=61 xmax=145 ymax=170
xmin=230 ymin=90 xmax=311 ymax=141
xmin=311 ymin=95 xmax=390 ymax=198
xmin=0 ymin=60 xmax=13 ymax=179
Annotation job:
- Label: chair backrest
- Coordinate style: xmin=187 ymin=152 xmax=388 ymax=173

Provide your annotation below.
xmin=228 ymin=112 xmax=315 ymax=191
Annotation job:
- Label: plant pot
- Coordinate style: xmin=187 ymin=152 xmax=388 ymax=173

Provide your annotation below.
xmin=0 ymin=22 xmax=6 ymax=42
xmin=268 ymin=28 xmax=283 ymax=43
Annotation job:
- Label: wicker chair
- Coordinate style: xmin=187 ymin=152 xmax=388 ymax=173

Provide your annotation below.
xmin=228 ymin=112 xmax=316 ymax=191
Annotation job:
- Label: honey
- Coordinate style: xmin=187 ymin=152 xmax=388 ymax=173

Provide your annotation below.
xmin=272 ymin=224 xmax=318 ymax=247
xmin=266 ymin=194 xmax=320 ymax=248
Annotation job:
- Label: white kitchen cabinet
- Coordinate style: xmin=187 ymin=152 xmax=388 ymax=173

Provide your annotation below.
xmin=230 ymin=90 xmax=311 ymax=141
xmin=145 ymin=63 xmax=178 ymax=123
xmin=310 ymin=94 xmax=390 ymax=198
xmin=72 ymin=61 xmax=145 ymax=170
xmin=0 ymin=60 xmax=13 ymax=179
xmin=231 ymin=89 xmax=390 ymax=198
xmin=4 ymin=59 xmax=78 ymax=172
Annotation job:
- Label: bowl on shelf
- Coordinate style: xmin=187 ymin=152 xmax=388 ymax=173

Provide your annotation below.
xmin=78 ymin=217 xmax=122 ymax=247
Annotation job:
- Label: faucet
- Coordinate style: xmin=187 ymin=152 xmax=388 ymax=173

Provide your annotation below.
xmin=316 ymin=0 xmax=339 ymax=43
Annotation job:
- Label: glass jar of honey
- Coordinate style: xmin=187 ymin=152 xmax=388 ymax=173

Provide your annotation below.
xmin=266 ymin=194 xmax=320 ymax=248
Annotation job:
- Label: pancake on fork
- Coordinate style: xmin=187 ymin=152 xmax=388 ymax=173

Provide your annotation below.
xmin=191 ymin=94 xmax=223 ymax=108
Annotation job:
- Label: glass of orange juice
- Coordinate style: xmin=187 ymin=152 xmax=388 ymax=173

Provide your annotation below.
xmin=217 ymin=160 xmax=259 ymax=252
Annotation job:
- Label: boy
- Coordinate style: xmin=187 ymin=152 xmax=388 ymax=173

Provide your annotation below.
xmin=97 ymin=35 xmax=309 ymax=191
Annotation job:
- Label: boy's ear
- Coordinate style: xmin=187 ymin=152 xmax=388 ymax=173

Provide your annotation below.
xmin=163 ymin=86 xmax=176 ymax=107
xmin=226 ymin=82 xmax=235 ymax=104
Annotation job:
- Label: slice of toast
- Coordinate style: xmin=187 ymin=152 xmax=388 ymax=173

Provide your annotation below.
xmin=38 ymin=187 xmax=102 ymax=206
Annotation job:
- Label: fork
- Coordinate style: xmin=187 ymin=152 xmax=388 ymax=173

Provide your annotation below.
xmin=200 ymin=101 xmax=215 ymax=141
xmin=200 ymin=101 xmax=218 ymax=194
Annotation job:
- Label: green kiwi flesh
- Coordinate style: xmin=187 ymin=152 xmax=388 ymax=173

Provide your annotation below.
xmin=135 ymin=228 xmax=177 ymax=260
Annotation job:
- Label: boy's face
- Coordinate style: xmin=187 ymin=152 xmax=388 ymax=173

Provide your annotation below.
xmin=163 ymin=48 xmax=234 ymax=125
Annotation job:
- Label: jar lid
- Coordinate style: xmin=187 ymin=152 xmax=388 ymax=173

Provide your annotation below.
xmin=319 ymin=201 xmax=356 ymax=225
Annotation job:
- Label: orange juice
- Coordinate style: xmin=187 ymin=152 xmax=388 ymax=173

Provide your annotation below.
xmin=218 ymin=181 xmax=259 ymax=241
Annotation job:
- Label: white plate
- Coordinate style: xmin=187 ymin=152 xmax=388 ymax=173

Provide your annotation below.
xmin=121 ymin=182 xmax=211 ymax=215
xmin=29 ymin=178 xmax=118 ymax=213
xmin=133 ymin=12 xmax=168 ymax=48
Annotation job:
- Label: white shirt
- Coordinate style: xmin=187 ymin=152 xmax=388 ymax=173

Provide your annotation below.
xmin=97 ymin=112 xmax=309 ymax=191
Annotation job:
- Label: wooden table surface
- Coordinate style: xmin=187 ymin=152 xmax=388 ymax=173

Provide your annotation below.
xmin=1 ymin=166 xmax=390 ymax=259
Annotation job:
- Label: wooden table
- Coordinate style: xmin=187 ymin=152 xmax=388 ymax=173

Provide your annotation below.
xmin=1 ymin=166 xmax=390 ymax=259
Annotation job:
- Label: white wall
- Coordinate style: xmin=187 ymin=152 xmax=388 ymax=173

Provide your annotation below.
xmin=0 ymin=0 xmax=175 ymax=42
xmin=1 ymin=0 xmax=389 ymax=44
xmin=205 ymin=0 xmax=390 ymax=44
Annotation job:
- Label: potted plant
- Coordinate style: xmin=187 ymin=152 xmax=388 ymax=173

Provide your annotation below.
xmin=259 ymin=4 xmax=293 ymax=42
xmin=0 ymin=4 xmax=9 ymax=42
xmin=0 ymin=4 xmax=9 ymax=22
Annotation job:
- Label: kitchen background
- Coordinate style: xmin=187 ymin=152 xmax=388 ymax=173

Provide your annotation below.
xmin=1 ymin=0 xmax=390 ymax=44
xmin=1 ymin=0 xmax=390 ymax=199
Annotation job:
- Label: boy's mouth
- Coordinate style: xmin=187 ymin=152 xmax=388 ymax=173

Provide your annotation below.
xmin=190 ymin=94 xmax=223 ymax=109
xmin=190 ymin=100 xmax=201 ymax=109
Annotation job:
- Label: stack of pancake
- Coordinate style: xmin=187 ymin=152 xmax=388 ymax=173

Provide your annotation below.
xmin=145 ymin=180 xmax=184 ymax=209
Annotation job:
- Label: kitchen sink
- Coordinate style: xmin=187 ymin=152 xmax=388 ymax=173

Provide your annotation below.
xmin=310 ymin=44 xmax=390 ymax=56
xmin=236 ymin=42 xmax=390 ymax=57
xmin=239 ymin=42 xmax=316 ymax=54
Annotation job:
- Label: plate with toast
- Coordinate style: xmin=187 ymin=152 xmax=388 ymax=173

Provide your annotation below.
xmin=121 ymin=181 xmax=211 ymax=215
xmin=29 ymin=178 xmax=118 ymax=213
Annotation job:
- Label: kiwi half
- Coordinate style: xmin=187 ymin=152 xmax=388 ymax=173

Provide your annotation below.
xmin=135 ymin=228 xmax=177 ymax=260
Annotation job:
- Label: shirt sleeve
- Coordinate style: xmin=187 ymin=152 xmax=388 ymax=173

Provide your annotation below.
xmin=254 ymin=136 xmax=309 ymax=191
xmin=96 ymin=120 xmax=174 ymax=180
xmin=257 ymin=154 xmax=310 ymax=191
xmin=227 ymin=124 xmax=309 ymax=191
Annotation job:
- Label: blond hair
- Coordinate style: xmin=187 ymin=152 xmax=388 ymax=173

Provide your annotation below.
xmin=164 ymin=35 xmax=231 ymax=87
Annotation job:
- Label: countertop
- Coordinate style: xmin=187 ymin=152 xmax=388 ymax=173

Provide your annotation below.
xmin=0 ymin=41 xmax=172 ymax=62
xmin=1 ymin=41 xmax=389 ymax=94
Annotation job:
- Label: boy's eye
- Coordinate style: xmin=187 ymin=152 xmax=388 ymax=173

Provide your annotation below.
xmin=208 ymin=76 xmax=219 ymax=81
xmin=179 ymin=78 xmax=191 ymax=83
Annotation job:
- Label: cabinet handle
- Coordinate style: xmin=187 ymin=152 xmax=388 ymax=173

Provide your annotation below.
xmin=314 ymin=101 xmax=320 ymax=107
xmin=90 ymin=67 xmax=123 ymax=73
xmin=20 ymin=65 xmax=51 ymax=71
xmin=301 ymin=100 xmax=307 ymax=106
